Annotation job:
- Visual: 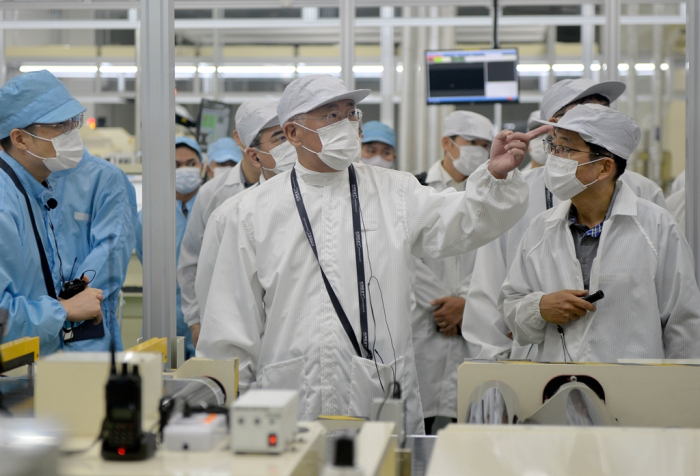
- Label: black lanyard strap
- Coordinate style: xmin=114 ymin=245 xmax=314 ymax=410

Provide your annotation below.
xmin=290 ymin=164 xmax=371 ymax=359
xmin=545 ymin=186 xmax=553 ymax=210
xmin=0 ymin=157 xmax=57 ymax=299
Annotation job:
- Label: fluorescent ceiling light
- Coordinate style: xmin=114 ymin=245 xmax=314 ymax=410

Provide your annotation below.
xmin=618 ymin=63 xmax=630 ymax=72
xmin=552 ymin=64 xmax=584 ymax=73
xmin=218 ymin=65 xmax=296 ymax=75
xmin=99 ymin=65 xmax=137 ymax=74
xmin=660 ymin=63 xmax=670 ymax=71
xmin=197 ymin=65 xmax=216 ymax=74
xmin=175 ymin=65 xmax=197 ymax=74
xmin=590 ymin=63 xmax=602 ymax=72
xmin=296 ymin=65 xmax=342 ymax=74
xmin=396 ymin=64 xmax=404 ymax=73
xmin=352 ymin=65 xmax=384 ymax=74
xmin=20 ymin=65 xmax=97 ymax=73
xmin=634 ymin=63 xmax=655 ymax=72
xmin=517 ymin=64 xmax=550 ymax=73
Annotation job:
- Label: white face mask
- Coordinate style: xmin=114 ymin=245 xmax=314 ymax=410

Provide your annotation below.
xmin=24 ymin=128 xmax=84 ymax=172
xmin=295 ymin=119 xmax=361 ymax=171
xmin=448 ymin=140 xmax=489 ymax=177
xmin=544 ymin=154 xmax=605 ymax=201
xmin=256 ymin=140 xmax=297 ymax=176
xmin=175 ymin=166 xmax=202 ymax=195
xmin=361 ymin=155 xmax=394 ymax=169
xmin=212 ymin=165 xmax=233 ymax=177
xmin=529 ymin=138 xmax=548 ymax=165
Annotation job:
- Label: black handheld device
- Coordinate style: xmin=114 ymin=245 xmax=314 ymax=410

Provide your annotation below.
xmin=583 ymin=290 xmax=605 ymax=304
xmin=60 ymin=270 xmax=105 ymax=344
xmin=101 ymin=344 xmax=156 ymax=461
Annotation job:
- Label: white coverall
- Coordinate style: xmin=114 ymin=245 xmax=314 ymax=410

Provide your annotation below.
xmin=500 ymin=181 xmax=700 ymax=362
xmin=411 ymin=160 xmax=473 ymax=419
xmin=177 ymin=162 xmax=249 ymax=328
xmin=197 ymin=162 xmax=528 ymax=434
xmin=463 ymin=167 xmax=667 ymax=360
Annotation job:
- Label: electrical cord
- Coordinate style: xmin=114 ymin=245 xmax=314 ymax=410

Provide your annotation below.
xmin=557 ymin=325 xmax=573 ymax=362
xmin=358 ymin=198 xmax=397 ymax=392
xmin=61 ymin=419 xmax=107 ymax=456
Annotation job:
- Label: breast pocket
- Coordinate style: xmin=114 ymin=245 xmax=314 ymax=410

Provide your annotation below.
xmin=347 ymin=355 xmax=405 ymax=419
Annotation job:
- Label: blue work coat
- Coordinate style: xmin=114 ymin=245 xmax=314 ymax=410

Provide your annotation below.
xmin=0 ymin=151 xmax=65 ymax=355
xmin=49 ymin=149 xmax=137 ymax=351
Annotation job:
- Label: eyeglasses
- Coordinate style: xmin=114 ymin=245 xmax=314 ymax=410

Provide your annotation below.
xmin=34 ymin=114 xmax=84 ymax=134
xmin=301 ymin=108 xmax=363 ymax=126
xmin=544 ymin=139 xmax=611 ymax=159
xmin=258 ymin=134 xmax=288 ymax=148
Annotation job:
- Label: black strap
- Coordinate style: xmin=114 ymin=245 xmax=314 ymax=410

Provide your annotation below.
xmin=0 ymin=157 xmax=57 ymax=299
xmin=414 ymin=171 xmax=428 ymax=186
xmin=545 ymin=186 xmax=553 ymax=210
xmin=290 ymin=165 xmax=371 ymax=359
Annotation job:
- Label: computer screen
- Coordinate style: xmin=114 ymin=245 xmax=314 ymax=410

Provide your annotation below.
xmin=196 ymin=99 xmax=233 ymax=151
xmin=425 ymin=48 xmax=519 ymax=105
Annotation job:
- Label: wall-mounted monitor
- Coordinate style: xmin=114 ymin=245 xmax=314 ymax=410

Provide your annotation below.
xmin=426 ymin=48 xmax=519 ymax=105
xmin=196 ymin=99 xmax=233 ymax=151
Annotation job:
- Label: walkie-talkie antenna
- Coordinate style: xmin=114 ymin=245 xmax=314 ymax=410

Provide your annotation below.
xmin=110 ymin=334 xmax=117 ymax=375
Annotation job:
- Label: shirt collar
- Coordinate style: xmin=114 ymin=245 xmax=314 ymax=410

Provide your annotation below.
xmin=548 ymin=180 xmax=632 ymax=225
xmin=224 ymin=161 xmax=243 ymax=186
xmin=426 ymin=160 xmax=464 ymax=190
xmin=0 ymin=150 xmax=55 ymax=206
xmin=294 ymin=161 xmax=346 ymax=187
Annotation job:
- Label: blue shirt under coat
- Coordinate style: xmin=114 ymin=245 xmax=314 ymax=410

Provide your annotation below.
xmin=0 ymin=151 xmax=66 ymax=355
xmin=49 ymin=149 xmax=138 ymax=351
xmin=135 ymin=193 xmax=197 ymax=358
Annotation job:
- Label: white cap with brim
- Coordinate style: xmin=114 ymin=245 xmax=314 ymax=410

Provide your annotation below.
xmin=527 ymin=110 xmax=543 ymax=131
xmin=535 ymin=103 xmax=640 ymax=160
xmin=235 ymin=99 xmax=275 ymax=129
xmin=277 ymin=74 xmax=371 ymax=126
xmin=237 ymin=101 xmax=279 ymax=148
xmin=442 ymin=110 xmax=494 ymax=142
xmin=540 ymin=78 xmax=626 ymax=121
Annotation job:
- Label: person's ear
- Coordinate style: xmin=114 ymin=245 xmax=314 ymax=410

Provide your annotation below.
xmin=245 ymin=147 xmax=262 ymax=170
xmin=284 ymin=122 xmax=303 ymax=148
xmin=10 ymin=129 xmax=29 ymax=151
xmin=601 ymin=157 xmax=616 ymax=181
xmin=441 ymin=135 xmax=452 ymax=153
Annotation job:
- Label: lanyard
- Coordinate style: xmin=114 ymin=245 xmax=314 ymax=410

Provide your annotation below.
xmin=545 ymin=186 xmax=553 ymax=210
xmin=0 ymin=157 xmax=57 ymax=300
xmin=290 ymin=165 xmax=371 ymax=359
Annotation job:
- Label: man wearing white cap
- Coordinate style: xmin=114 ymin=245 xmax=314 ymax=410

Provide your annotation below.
xmin=463 ymin=78 xmax=665 ymax=361
xmin=197 ymin=74 xmax=545 ymax=433
xmin=411 ymin=110 xmax=493 ymax=433
xmin=527 ymin=110 xmax=548 ymax=169
xmin=178 ymin=101 xmax=295 ymax=347
xmin=501 ymin=104 xmax=700 ymax=362
xmin=190 ymin=103 xmax=297 ymax=334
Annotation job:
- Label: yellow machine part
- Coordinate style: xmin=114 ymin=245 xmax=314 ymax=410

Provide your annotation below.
xmin=127 ymin=337 xmax=168 ymax=363
xmin=0 ymin=336 xmax=40 ymax=372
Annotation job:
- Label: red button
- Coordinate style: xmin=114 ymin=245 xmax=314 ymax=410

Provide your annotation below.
xmin=268 ymin=434 xmax=277 ymax=447
xmin=117 ymin=447 xmax=126 ymax=456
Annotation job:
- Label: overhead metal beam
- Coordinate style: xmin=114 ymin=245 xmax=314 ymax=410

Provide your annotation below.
xmin=687 ymin=0 xmax=700 ymax=280
xmin=0 ymin=14 xmax=687 ymax=30
xmin=140 ymin=0 xmax=177 ymax=369
xmin=0 ymin=0 xmax=684 ymax=9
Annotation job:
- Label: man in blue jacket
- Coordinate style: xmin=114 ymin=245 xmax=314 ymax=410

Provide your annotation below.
xmin=49 ymin=148 xmax=137 ymax=351
xmin=0 ymin=70 xmax=103 ymax=355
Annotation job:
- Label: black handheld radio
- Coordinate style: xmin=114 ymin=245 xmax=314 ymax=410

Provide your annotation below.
xmin=101 ymin=343 xmax=156 ymax=461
